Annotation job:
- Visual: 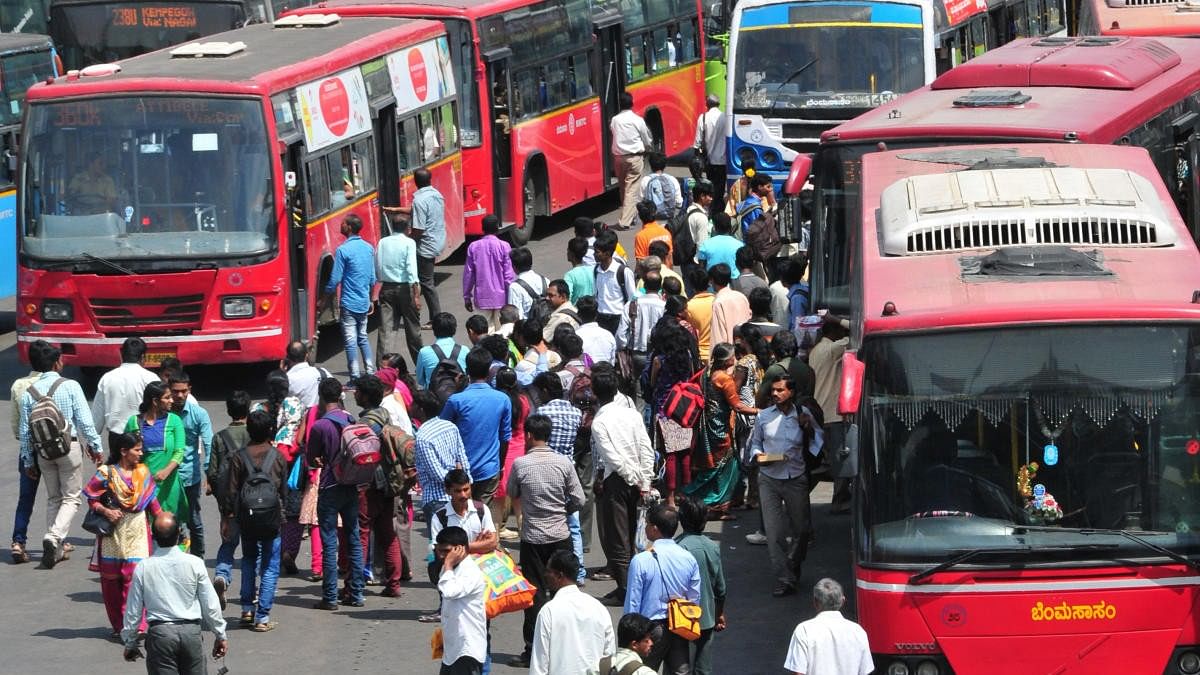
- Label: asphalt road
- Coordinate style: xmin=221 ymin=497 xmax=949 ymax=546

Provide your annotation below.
xmin=0 ymin=185 xmax=856 ymax=675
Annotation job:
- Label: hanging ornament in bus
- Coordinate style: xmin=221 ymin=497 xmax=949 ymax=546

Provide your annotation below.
xmin=884 ymin=397 xmax=1021 ymax=431
xmin=1043 ymin=444 xmax=1058 ymax=466
xmin=1035 ymin=392 xmax=1169 ymax=432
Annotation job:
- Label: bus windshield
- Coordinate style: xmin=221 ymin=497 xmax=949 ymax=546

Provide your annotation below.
xmin=22 ymin=96 xmax=275 ymax=263
xmin=733 ymin=3 xmax=924 ymax=111
xmin=0 ymin=47 xmax=56 ymax=129
xmin=859 ymin=325 xmax=1200 ymax=566
xmin=50 ymin=0 xmax=245 ymax=69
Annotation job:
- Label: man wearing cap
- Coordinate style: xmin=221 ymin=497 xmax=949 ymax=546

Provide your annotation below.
xmin=694 ymin=94 xmax=728 ymax=208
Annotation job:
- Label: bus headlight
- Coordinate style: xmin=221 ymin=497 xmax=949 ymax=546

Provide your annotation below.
xmin=221 ymin=296 xmax=255 ymax=319
xmin=887 ymin=663 xmax=910 ymax=675
xmin=761 ymin=149 xmax=781 ymax=168
xmin=737 ymin=146 xmax=757 ymax=169
xmin=1180 ymin=651 xmax=1200 ymax=674
xmin=916 ymin=661 xmax=941 ymax=675
xmin=41 ymin=300 xmax=73 ymax=323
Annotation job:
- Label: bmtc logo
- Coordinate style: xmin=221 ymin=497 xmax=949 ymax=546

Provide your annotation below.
xmin=568 ymin=112 xmax=576 ymax=136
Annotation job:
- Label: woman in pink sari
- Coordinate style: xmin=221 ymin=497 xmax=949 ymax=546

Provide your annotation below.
xmin=84 ymin=432 xmax=161 ymax=638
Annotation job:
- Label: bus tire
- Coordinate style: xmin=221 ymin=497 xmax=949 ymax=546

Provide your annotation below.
xmin=514 ymin=170 xmax=545 ymax=247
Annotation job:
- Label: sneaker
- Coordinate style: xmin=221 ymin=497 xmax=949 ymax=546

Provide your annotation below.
xmin=213 ymin=577 xmax=228 ymax=611
xmin=417 ymin=612 xmax=441 ymax=623
xmin=509 ymin=653 xmax=531 ymax=668
xmin=745 ymin=531 xmax=768 ymax=546
xmin=11 ymin=542 xmax=29 ymax=564
xmin=39 ymin=538 xmax=59 ymax=569
xmin=312 ymin=600 xmax=339 ymax=611
xmin=498 ymin=528 xmax=520 ymax=542
xmin=380 ymin=587 xmax=402 ymax=598
xmin=588 ymin=569 xmax=614 ymax=581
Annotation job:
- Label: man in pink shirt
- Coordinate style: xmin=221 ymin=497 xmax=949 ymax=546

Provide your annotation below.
xmin=463 ymin=214 xmax=515 ymax=331
xmin=710 ymin=263 xmax=751 ymax=348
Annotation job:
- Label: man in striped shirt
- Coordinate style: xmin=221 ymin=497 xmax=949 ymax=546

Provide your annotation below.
xmin=411 ymin=389 xmax=470 ymax=537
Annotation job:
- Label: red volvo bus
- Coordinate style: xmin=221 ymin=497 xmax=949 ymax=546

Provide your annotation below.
xmin=17 ymin=15 xmax=464 ymax=367
xmin=290 ymin=0 xmax=706 ymax=244
xmin=784 ymin=35 xmax=1200 ymax=312
xmin=1076 ymin=0 xmax=1200 ymax=38
xmin=839 ymin=142 xmax=1200 ymax=675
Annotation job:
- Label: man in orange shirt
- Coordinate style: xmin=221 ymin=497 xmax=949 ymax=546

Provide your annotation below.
xmin=710 ymin=263 xmax=752 ymax=348
xmin=633 ymin=201 xmax=672 ymax=264
xmin=685 ymin=265 xmax=715 ymax=363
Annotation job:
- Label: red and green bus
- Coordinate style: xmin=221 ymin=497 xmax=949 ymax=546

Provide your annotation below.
xmin=786 ymin=35 xmax=1200 ymax=313
xmin=17 ymin=15 xmax=464 ymax=366
xmin=843 ymin=141 xmax=1200 ymax=675
xmin=290 ymin=0 xmax=706 ymax=244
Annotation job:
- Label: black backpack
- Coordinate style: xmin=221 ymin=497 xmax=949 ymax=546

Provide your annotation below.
xmin=513 ymin=276 xmax=553 ymax=325
xmin=593 ymin=263 xmax=631 ymax=303
xmin=669 ymin=204 xmax=701 ymax=268
xmin=237 ymin=447 xmax=281 ymax=539
xmin=429 ymin=343 xmax=465 ymax=406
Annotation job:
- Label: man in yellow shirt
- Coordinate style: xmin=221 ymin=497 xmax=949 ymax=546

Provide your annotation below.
xmin=68 ymin=153 xmax=117 ymax=214
xmin=685 ymin=266 xmax=715 ymax=363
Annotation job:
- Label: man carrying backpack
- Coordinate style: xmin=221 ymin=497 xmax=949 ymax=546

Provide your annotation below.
xmin=18 ymin=339 xmax=104 ymax=569
xmin=220 ymin=409 xmax=287 ymax=632
xmin=639 ymin=152 xmax=682 ymax=224
xmin=506 ymin=246 xmax=549 ymax=322
xmin=416 ymin=312 xmax=469 ymax=390
xmin=353 ymin=375 xmax=407 ymax=598
xmin=305 ymin=377 xmax=367 ymax=610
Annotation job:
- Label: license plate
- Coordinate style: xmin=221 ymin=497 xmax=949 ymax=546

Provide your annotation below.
xmin=142 ymin=349 xmax=176 ymax=368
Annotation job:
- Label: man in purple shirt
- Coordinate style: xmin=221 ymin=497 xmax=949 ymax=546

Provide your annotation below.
xmin=463 ymin=214 xmax=514 ymax=332
xmin=305 ymin=377 xmax=365 ymax=610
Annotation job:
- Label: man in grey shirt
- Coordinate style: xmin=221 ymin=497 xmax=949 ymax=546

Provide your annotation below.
xmin=388 ymin=167 xmax=446 ymax=325
xmin=506 ymin=414 xmax=585 ymax=667
xmin=122 ymin=512 xmax=228 ymax=674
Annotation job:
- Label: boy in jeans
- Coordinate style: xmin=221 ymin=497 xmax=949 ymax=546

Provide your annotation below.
xmin=208 ymin=390 xmax=252 ymax=609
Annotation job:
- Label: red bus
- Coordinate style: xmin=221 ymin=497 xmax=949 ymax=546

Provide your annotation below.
xmin=1076 ymin=0 xmax=1200 ymax=38
xmin=289 ymin=0 xmax=706 ymax=245
xmin=17 ymin=15 xmax=464 ymax=367
xmin=840 ymin=142 xmax=1200 ymax=675
xmin=784 ymin=35 xmax=1200 ymax=313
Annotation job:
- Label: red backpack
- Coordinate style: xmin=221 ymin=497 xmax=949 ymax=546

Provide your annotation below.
xmin=323 ymin=412 xmax=382 ymax=486
xmin=663 ymin=369 xmax=706 ymax=428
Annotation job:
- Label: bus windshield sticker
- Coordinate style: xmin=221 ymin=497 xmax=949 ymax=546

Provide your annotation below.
xmin=295 ymin=68 xmax=371 ymax=153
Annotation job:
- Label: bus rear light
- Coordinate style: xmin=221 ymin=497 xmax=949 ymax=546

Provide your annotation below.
xmin=221 ymin=296 xmax=254 ymax=319
xmin=41 ymin=300 xmax=73 ymax=323
xmin=24 ymin=303 xmax=36 ymax=316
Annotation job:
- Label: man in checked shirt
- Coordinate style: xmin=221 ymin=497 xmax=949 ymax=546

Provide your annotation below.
xmin=533 ymin=372 xmax=587 ymax=585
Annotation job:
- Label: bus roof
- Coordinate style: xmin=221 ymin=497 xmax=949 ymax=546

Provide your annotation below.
xmin=822 ymin=36 xmax=1200 ymax=146
xmin=25 ymin=16 xmax=443 ymax=98
xmin=0 ymin=33 xmax=55 ymax=56
xmin=1085 ymin=0 xmax=1200 ymax=37
xmin=856 ymin=143 xmax=1200 ymax=334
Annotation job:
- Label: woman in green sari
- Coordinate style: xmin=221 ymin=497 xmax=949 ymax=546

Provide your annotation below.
xmin=684 ymin=342 xmax=759 ymax=518
xmin=124 ymin=381 xmax=188 ymax=535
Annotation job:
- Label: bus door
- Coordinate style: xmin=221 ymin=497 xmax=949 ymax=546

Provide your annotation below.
xmin=282 ymin=139 xmax=310 ymax=341
xmin=1173 ymin=112 xmax=1200 ymax=242
xmin=484 ymin=48 xmax=514 ymax=222
xmin=373 ymin=103 xmax=400 ymax=223
xmin=594 ymin=10 xmax=624 ymax=188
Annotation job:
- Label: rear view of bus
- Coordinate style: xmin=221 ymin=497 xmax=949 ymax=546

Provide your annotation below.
xmin=844 ymin=142 xmax=1200 ymax=674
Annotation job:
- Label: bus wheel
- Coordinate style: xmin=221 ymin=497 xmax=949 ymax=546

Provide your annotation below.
xmin=513 ymin=174 xmax=542 ymax=247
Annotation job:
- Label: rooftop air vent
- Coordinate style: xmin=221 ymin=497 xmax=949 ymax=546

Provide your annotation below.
xmin=961 ymin=247 xmax=1112 ymax=277
xmin=1030 ymin=36 xmax=1075 ymax=47
xmin=952 ymin=90 xmax=1031 ymax=108
xmin=169 ymin=41 xmax=246 ymax=58
xmin=879 ymin=167 xmax=1178 ymax=256
xmin=274 ymin=13 xmax=340 ymax=27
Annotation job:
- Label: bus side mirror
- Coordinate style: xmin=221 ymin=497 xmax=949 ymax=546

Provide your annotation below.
xmin=838 ymin=352 xmax=865 ymax=417
xmin=783 ymin=154 xmax=812 ymax=197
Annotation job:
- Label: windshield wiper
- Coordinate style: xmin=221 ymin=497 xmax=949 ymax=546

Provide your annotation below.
xmin=79 ymin=253 xmax=134 ymax=276
xmin=767 ymin=58 xmax=819 ymax=118
xmin=1013 ymin=525 xmax=1200 ymax=573
xmin=908 ymin=543 xmax=1120 ymax=585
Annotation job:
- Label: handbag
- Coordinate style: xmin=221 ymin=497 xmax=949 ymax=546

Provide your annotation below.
xmin=83 ymin=482 xmax=118 ymax=537
xmin=663 ymin=369 xmax=706 ymax=429
xmin=287 ymin=455 xmax=303 ymax=491
xmin=653 ymin=552 xmax=702 ymax=640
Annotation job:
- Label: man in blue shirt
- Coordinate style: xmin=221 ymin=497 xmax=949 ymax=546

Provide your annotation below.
xmin=440 ymin=347 xmax=512 ymax=507
xmin=375 ymin=214 xmax=422 ymax=364
xmin=415 ymin=312 xmax=470 ymax=388
xmin=624 ymin=503 xmax=701 ymax=673
xmin=324 ymin=213 xmax=377 ymax=382
xmin=735 ymin=173 xmax=775 ymax=237
xmin=169 ymin=371 xmax=213 ymax=558
xmin=783 ymin=255 xmax=811 ymax=331
xmin=696 ymin=213 xmax=744 ymax=280
xmin=391 ymin=167 xmax=446 ymax=325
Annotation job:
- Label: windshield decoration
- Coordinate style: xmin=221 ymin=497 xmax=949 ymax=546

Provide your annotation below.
xmin=875 ymin=391 xmax=1172 ymax=431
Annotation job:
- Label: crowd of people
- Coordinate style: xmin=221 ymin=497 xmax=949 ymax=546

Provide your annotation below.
xmin=7 ymin=93 xmax=874 ymax=675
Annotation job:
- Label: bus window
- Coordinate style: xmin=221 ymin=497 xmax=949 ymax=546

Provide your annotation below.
xmin=569 ymin=54 xmax=593 ymax=99
xmin=677 ymin=18 xmax=699 ymax=63
xmin=350 ymin=138 xmax=376 ymax=194
xmin=545 ymin=58 xmax=571 ymax=109
xmin=398 ymin=116 xmax=421 ymax=172
xmin=651 ymin=27 xmax=673 ymax=70
xmin=513 ymin=68 xmax=539 ymax=119
xmin=327 ymin=148 xmax=353 ymax=209
xmin=305 ymin=156 xmax=329 ymax=215
xmin=438 ymin=102 xmax=458 ymax=152
xmin=626 ymin=34 xmax=648 ymax=81
xmin=1044 ymin=0 xmax=1063 ymax=33
xmin=419 ymin=109 xmax=440 ymax=161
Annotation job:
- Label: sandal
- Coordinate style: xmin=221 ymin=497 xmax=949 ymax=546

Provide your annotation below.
xmin=251 ymin=622 xmax=277 ymax=633
xmin=239 ymin=612 xmax=254 ymax=626
xmin=11 ymin=542 xmax=28 ymax=564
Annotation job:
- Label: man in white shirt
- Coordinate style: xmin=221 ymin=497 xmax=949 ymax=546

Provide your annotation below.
xmin=617 ymin=272 xmax=666 ymax=396
xmin=590 ymin=368 xmax=654 ymax=605
xmin=435 ymin=526 xmax=489 ymax=675
xmin=507 ymin=246 xmax=548 ymax=320
xmin=282 ymin=340 xmax=326 ymax=408
xmin=694 ymin=94 xmax=728 ymax=207
xmin=91 ymin=337 xmax=159 ymax=450
xmin=784 ymin=579 xmax=873 ymax=675
xmin=611 ymin=91 xmax=653 ymax=229
xmin=750 ymin=376 xmax=823 ymax=597
xmin=529 ymin=550 xmax=615 ymax=675
xmin=542 ymin=280 xmax=580 ymax=343
xmin=575 ymin=296 xmax=618 ymax=365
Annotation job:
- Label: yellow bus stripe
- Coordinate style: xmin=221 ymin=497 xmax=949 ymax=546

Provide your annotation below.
xmin=304 ymin=151 xmax=463 ymax=230
xmin=512 ymin=97 xmax=599 ymax=130
xmin=626 ymin=62 xmax=704 ymax=90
